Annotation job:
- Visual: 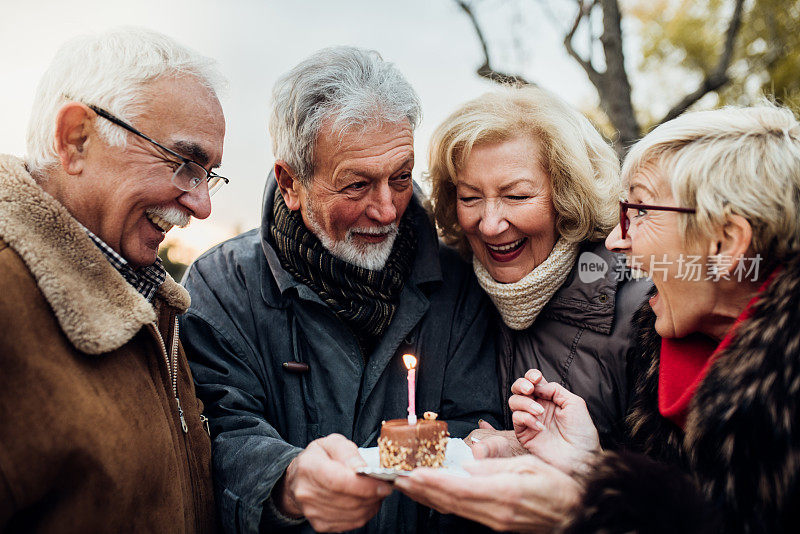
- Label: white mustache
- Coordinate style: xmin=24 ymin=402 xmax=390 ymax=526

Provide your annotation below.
xmin=146 ymin=205 xmax=191 ymax=228
xmin=346 ymin=223 xmax=398 ymax=239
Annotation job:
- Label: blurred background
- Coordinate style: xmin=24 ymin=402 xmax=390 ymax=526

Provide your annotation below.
xmin=2 ymin=0 xmax=797 ymax=278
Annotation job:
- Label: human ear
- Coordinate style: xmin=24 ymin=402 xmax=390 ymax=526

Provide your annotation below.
xmin=708 ymin=214 xmax=753 ymax=276
xmin=54 ymin=102 xmax=93 ymax=175
xmin=274 ymin=161 xmax=303 ymax=211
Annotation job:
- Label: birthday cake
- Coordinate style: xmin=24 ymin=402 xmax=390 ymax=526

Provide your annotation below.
xmin=378 ymin=411 xmax=449 ymax=470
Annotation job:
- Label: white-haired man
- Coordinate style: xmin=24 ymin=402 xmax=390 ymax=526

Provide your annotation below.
xmin=181 ymin=47 xmax=503 ymax=533
xmin=0 ymin=29 xmax=226 ymax=532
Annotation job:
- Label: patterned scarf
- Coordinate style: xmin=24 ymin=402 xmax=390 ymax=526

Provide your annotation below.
xmin=270 ymin=189 xmax=416 ymax=355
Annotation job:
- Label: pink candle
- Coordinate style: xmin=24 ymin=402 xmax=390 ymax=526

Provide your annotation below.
xmin=403 ymin=354 xmax=417 ymax=425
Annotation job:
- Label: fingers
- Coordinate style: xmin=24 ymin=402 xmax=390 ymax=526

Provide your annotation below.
xmin=462 ymin=455 xmax=541 ymax=476
xmin=478 ymin=419 xmax=495 ymax=430
xmin=471 ymin=435 xmax=514 ymax=459
xmin=287 ymin=435 xmax=392 ymax=531
xmin=512 ymin=409 xmax=544 ymax=438
xmin=396 ymin=468 xmax=530 ymax=532
xmin=317 ymin=432 xmax=367 ymax=468
xmin=508 ymin=394 xmax=545 ymax=417
xmin=510 ymin=368 xmax=546 ymax=396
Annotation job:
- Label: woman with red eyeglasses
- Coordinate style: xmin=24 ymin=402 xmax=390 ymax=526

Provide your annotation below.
xmin=397 ymin=104 xmax=800 ymax=533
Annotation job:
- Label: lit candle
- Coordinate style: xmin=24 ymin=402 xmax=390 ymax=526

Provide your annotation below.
xmin=403 ymin=354 xmax=417 ymax=425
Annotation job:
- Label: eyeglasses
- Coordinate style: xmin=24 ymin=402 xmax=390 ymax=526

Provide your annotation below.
xmin=88 ymin=104 xmax=228 ymax=197
xmin=619 ymin=200 xmax=696 ymax=239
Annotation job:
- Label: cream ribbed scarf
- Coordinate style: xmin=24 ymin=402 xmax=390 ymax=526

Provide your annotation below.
xmin=474 ymin=237 xmax=579 ymax=330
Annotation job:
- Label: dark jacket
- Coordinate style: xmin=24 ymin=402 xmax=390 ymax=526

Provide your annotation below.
xmin=180 ymin=178 xmax=502 ymax=534
xmin=0 ymin=155 xmax=216 ymax=533
xmin=564 ymin=254 xmax=800 ymax=533
xmin=497 ymin=241 xmax=651 ymax=445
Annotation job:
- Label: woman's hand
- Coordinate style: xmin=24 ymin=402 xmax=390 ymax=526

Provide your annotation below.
xmin=394 ymin=454 xmax=583 ymax=533
xmin=466 ymin=420 xmax=527 ymax=459
xmin=510 ymin=369 xmax=600 ymax=473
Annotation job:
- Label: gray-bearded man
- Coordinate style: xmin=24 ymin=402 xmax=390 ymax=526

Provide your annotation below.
xmin=180 ymin=47 xmax=502 ymax=533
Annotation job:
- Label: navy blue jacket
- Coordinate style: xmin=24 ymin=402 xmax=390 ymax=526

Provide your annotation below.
xmin=180 ymin=179 xmax=502 ymax=534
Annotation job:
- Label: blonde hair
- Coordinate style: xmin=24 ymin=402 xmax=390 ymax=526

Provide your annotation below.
xmin=622 ymin=104 xmax=800 ymax=263
xmin=427 ymin=85 xmax=620 ymax=256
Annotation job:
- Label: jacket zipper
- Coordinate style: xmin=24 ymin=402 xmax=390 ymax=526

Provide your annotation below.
xmin=150 ymin=318 xmax=188 ymax=433
xmin=150 ymin=316 xmax=206 ymax=530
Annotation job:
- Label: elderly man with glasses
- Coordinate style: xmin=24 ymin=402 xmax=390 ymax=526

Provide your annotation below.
xmin=180 ymin=46 xmax=503 ymax=533
xmin=0 ymin=28 xmax=225 ymax=532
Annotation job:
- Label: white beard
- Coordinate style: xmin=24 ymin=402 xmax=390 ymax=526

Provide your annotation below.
xmin=305 ymin=201 xmax=398 ymax=271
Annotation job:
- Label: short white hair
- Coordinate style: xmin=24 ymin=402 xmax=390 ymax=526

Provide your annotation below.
xmin=26 ymin=27 xmax=226 ymax=177
xmin=269 ymin=46 xmax=422 ymax=185
xmin=622 ymin=104 xmax=800 ymax=262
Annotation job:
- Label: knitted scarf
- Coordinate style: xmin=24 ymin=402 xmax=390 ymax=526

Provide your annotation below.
xmin=474 ymin=237 xmax=578 ymax=330
xmin=270 ymin=189 xmax=416 ymax=355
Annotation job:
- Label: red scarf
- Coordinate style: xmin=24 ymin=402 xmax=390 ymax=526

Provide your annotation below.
xmin=658 ymin=270 xmax=779 ymax=428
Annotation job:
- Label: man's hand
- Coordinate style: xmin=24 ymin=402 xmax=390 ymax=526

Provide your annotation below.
xmin=510 ymin=369 xmax=600 ymax=473
xmin=466 ymin=419 xmax=527 ymax=459
xmin=276 ymin=434 xmax=392 ymax=532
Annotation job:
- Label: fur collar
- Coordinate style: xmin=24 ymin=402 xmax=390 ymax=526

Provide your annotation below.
xmin=626 ymin=254 xmax=800 ymax=530
xmin=0 ymin=155 xmax=189 ymax=355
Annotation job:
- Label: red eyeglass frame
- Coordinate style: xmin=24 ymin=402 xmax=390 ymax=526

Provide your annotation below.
xmin=619 ymin=201 xmax=696 ymax=238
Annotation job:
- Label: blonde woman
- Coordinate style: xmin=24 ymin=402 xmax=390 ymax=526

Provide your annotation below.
xmin=399 ymin=104 xmax=800 ymax=533
xmin=427 ymin=86 xmax=650 ymax=446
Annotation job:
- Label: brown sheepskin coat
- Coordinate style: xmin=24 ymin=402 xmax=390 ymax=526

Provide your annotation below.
xmin=564 ymin=254 xmax=800 ymax=533
xmin=0 ymin=155 xmax=217 ymax=533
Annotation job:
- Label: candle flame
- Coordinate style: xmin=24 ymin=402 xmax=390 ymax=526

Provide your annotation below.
xmin=402 ymin=354 xmax=417 ymax=370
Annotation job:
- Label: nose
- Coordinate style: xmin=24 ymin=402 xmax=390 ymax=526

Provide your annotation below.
xmin=605 ymin=223 xmax=630 ymax=253
xmin=478 ymin=199 xmax=509 ymax=237
xmin=365 ymin=183 xmax=397 ymax=225
xmin=178 ymin=181 xmax=213 ymax=220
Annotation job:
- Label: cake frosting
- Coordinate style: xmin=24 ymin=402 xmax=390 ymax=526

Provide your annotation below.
xmin=378 ymin=411 xmax=449 ymax=470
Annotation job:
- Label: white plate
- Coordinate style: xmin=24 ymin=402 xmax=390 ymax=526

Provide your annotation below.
xmin=356 ymin=438 xmax=473 ymax=481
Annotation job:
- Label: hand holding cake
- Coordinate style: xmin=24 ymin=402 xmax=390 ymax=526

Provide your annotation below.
xmin=275 ymin=434 xmax=393 ymax=532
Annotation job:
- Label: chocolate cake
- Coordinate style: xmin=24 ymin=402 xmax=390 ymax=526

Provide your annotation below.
xmin=378 ymin=411 xmax=449 ymax=470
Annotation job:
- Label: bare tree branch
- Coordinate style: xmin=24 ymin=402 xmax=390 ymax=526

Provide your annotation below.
xmin=455 ymin=0 xmax=533 ymax=85
xmin=657 ymin=0 xmax=746 ymax=125
xmin=564 ymin=0 xmax=600 ymax=85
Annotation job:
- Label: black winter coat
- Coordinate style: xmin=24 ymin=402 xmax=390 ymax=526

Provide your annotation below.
xmin=180 ymin=179 xmax=503 ymax=534
xmin=497 ymin=241 xmax=651 ymax=446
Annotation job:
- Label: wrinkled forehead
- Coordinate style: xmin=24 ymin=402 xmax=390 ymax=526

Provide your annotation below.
xmin=626 ymin=159 xmax=674 ymax=201
xmin=138 ymin=75 xmax=226 ymax=165
xmin=312 ymin=118 xmax=414 ymax=172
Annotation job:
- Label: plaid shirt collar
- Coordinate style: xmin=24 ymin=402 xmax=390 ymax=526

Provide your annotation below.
xmin=82 ymin=226 xmax=166 ymax=302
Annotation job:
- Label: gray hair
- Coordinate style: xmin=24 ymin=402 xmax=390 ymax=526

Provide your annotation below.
xmin=622 ymin=104 xmax=800 ymax=263
xmin=26 ymin=27 xmax=226 ymax=177
xmin=269 ymin=46 xmax=422 ymax=185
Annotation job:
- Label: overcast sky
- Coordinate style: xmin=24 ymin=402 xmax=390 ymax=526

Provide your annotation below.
xmin=0 ymin=0 xmax=597 ymax=261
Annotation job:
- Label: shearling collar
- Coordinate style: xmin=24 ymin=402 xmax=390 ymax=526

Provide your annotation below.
xmin=0 ymin=154 xmax=190 ymax=355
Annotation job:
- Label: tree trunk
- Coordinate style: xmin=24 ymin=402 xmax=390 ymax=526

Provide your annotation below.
xmin=595 ymin=0 xmax=640 ymax=154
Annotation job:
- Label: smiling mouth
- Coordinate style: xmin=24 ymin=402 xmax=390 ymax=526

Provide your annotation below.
xmin=353 ymin=232 xmax=388 ymax=243
xmin=146 ymin=213 xmax=174 ymax=234
xmin=485 ymin=238 xmax=527 ymax=262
